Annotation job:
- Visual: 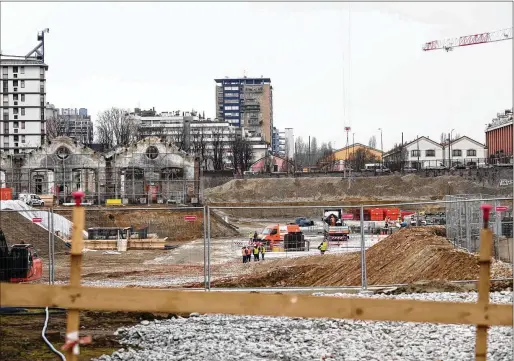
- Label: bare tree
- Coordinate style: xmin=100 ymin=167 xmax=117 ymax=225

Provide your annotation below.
xmin=95 ymin=108 xmax=137 ymax=149
xmin=191 ymin=128 xmax=208 ymax=169
xmin=368 ymin=136 xmax=377 ymax=148
xmin=46 ymin=115 xmax=67 ymax=140
xmin=229 ymin=136 xmax=254 ymax=174
xmin=352 ymin=148 xmax=379 ymax=171
xmin=211 ymin=128 xmax=225 ymax=171
xmin=383 ymin=143 xmax=408 ymax=172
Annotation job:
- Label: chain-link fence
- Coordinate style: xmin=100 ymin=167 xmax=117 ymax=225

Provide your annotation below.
xmin=445 ymin=194 xmax=513 ymax=261
xmin=0 ymin=196 xmax=511 ymax=290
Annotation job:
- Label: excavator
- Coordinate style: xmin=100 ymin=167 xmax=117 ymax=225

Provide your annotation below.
xmin=0 ymin=229 xmax=43 ymax=282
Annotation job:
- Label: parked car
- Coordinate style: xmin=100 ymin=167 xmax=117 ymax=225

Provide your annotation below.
xmin=402 ymin=167 xmax=417 ymax=173
xmin=295 ymin=217 xmax=314 ymax=227
xmin=19 ymin=193 xmax=45 ymax=207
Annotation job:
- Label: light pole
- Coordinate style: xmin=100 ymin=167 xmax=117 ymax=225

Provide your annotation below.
xmin=378 ymin=128 xmax=383 ymax=168
xmin=450 ymin=128 xmax=455 ymax=168
xmin=352 ymin=133 xmax=355 ymax=171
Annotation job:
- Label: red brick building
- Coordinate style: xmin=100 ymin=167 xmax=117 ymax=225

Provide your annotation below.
xmin=485 ymin=109 xmax=513 ymax=161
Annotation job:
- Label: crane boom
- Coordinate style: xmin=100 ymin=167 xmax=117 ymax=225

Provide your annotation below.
xmin=422 ymin=27 xmax=512 ymax=52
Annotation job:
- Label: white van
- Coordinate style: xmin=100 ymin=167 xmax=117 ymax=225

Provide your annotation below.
xmin=19 ymin=193 xmax=45 ymax=207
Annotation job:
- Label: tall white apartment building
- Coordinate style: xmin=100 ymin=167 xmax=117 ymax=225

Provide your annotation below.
xmin=0 ymin=59 xmax=48 ymax=154
xmin=1 ymin=30 xmax=49 ymax=154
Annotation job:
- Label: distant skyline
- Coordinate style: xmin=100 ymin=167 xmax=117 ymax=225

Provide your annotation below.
xmin=1 ymin=1 xmax=512 ymax=151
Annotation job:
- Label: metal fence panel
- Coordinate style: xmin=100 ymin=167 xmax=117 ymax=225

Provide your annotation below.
xmin=52 ymin=206 xmax=206 ymax=288
xmin=207 ymin=198 xmax=512 ymax=290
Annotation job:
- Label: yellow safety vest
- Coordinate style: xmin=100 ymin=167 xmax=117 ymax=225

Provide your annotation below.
xmin=320 ymin=241 xmax=328 ymax=251
xmin=253 ymin=247 xmax=259 ymax=255
xmin=260 ymin=246 xmax=266 ymax=254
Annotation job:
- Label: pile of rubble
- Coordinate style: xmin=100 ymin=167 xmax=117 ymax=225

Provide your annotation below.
xmin=207 ymin=227 xmax=513 ymax=288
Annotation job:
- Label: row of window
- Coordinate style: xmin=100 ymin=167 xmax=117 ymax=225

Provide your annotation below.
xmin=3 ymin=135 xmax=26 ymax=142
xmin=224 ymin=106 xmax=239 ymax=111
xmin=2 ymin=66 xmax=44 ymax=75
xmin=224 ymin=86 xmax=239 ymax=91
xmin=224 ymin=92 xmax=239 ymax=97
xmin=2 ymin=66 xmax=25 ymax=74
xmin=3 ymin=94 xmax=27 ymax=102
xmin=410 ymin=149 xmax=477 ymax=157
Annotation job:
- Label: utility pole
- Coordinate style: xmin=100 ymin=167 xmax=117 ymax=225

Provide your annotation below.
xmin=378 ymin=128 xmax=383 ymax=168
xmin=308 ymin=136 xmax=311 ymax=172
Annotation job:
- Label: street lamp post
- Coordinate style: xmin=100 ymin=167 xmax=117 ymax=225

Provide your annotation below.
xmin=449 ymin=128 xmax=455 ymax=168
xmin=378 ymin=128 xmax=383 ymax=168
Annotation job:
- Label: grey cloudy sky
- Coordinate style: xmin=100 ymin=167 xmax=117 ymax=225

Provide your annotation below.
xmin=1 ymin=1 xmax=512 ymax=151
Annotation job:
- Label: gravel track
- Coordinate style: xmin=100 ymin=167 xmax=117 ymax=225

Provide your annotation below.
xmin=94 ymin=291 xmax=513 ymax=361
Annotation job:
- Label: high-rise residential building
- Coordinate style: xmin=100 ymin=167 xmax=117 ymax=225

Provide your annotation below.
xmin=45 ymin=104 xmax=94 ymax=144
xmin=0 ymin=30 xmax=49 ymax=154
xmin=215 ymin=77 xmax=274 ymax=145
xmin=272 ymin=127 xmax=294 ymax=160
xmin=0 ymin=59 xmax=48 ymax=154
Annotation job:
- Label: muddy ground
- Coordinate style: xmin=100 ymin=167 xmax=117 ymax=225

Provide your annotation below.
xmin=0 ymin=311 xmax=186 ymax=361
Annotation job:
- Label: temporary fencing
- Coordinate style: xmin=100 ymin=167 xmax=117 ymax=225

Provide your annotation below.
xmin=0 ymin=195 xmax=512 ymax=290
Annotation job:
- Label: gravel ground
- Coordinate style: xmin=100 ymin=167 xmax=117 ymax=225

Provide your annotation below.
xmin=94 ymin=291 xmax=513 ymax=361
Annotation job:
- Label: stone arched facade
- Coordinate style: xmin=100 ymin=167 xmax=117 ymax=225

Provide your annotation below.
xmin=1 ymin=136 xmax=199 ymax=204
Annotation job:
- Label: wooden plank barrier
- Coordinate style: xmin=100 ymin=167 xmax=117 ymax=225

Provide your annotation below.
xmin=0 ymin=202 xmax=512 ymax=360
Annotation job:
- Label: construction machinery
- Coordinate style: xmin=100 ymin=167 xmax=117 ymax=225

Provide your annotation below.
xmin=0 ymin=229 xmax=43 ymax=282
xmin=258 ymin=223 xmax=307 ymax=251
xmin=323 ymin=209 xmax=350 ymax=242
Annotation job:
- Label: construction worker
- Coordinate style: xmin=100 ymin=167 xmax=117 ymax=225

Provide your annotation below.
xmin=241 ymin=247 xmax=247 ymax=263
xmin=259 ymin=243 xmax=266 ymax=261
xmin=245 ymin=247 xmax=251 ymax=263
xmin=318 ymin=240 xmax=328 ymax=255
xmin=253 ymin=231 xmax=258 ymax=241
xmin=253 ymin=245 xmax=260 ymax=261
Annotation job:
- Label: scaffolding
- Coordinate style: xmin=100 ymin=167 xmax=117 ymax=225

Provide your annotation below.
xmin=0 ymin=138 xmax=202 ymax=205
xmin=445 ymin=194 xmax=507 ymax=255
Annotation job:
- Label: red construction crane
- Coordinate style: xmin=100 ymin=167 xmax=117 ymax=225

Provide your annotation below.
xmin=422 ymin=27 xmax=512 ymax=52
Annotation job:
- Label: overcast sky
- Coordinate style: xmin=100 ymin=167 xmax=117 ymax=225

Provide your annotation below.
xmin=1 ymin=1 xmax=512 ymax=150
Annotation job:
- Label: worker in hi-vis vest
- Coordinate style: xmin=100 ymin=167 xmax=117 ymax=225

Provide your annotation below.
xmin=253 ymin=245 xmax=260 ymax=261
xmin=318 ymin=240 xmax=328 ymax=255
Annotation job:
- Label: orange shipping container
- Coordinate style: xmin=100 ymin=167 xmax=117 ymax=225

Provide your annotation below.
xmin=0 ymin=188 xmax=12 ymax=200
xmin=370 ymin=208 xmax=384 ymax=221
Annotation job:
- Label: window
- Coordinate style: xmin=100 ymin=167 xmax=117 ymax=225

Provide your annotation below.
xmin=13 ymin=66 xmax=18 ymax=73
xmin=452 ymin=149 xmax=462 ymax=157
xmin=2 ymin=67 xmax=7 ymax=75
xmin=13 ymin=108 xmax=19 ymax=115
xmin=21 ymin=121 xmax=25 ymax=130
xmin=21 ymin=108 xmax=25 ymax=116
xmin=20 ymin=66 xmax=25 ymax=74
xmin=224 ymin=92 xmax=239 ymax=97
xmin=14 ymin=135 xmax=19 ymax=142
xmin=21 ymin=94 xmax=25 ymax=102
xmin=425 ymin=149 xmax=435 ymax=157
xmin=40 ymin=67 xmax=44 ymax=75
xmin=21 ymin=80 xmax=25 ymax=88
xmin=21 ymin=135 xmax=25 ymax=143
xmin=467 ymin=149 xmax=477 ymax=156
xmin=13 ymin=80 xmax=18 ymax=87
xmin=224 ymin=99 xmax=239 ymax=104
xmin=13 ymin=94 xmax=18 ymax=101
xmin=13 ymin=122 xmax=19 ymax=129
xmin=411 ymin=150 xmax=421 ymax=157
xmin=225 ymin=106 xmax=239 ymax=111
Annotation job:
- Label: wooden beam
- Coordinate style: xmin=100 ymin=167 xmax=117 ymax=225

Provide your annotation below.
xmin=1 ymin=283 xmax=512 ymax=327
xmin=475 ymin=228 xmax=493 ymax=361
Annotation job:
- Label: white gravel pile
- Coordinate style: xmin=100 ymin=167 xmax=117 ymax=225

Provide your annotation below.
xmin=94 ymin=291 xmax=513 ymax=361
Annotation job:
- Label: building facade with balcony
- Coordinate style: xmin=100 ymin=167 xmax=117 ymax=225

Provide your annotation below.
xmin=0 ymin=58 xmax=48 ymax=154
xmin=215 ymin=77 xmax=273 ymax=145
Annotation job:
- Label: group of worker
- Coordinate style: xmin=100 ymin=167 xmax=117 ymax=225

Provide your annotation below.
xmin=241 ymin=244 xmax=266 ymax=263
xmin=242 ymin=231 xmax=266 ymax=263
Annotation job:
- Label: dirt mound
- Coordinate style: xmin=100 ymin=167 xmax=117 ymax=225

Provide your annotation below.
xmin=0 ymin=212 xmax=68 ymax=258
xmin=205 ymin=175 xmax=510 ymax=203
xmin=208 ymin=227 xmax=513 ymax=287
xmin=54 ymin=208 xmax=238 ymax=243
